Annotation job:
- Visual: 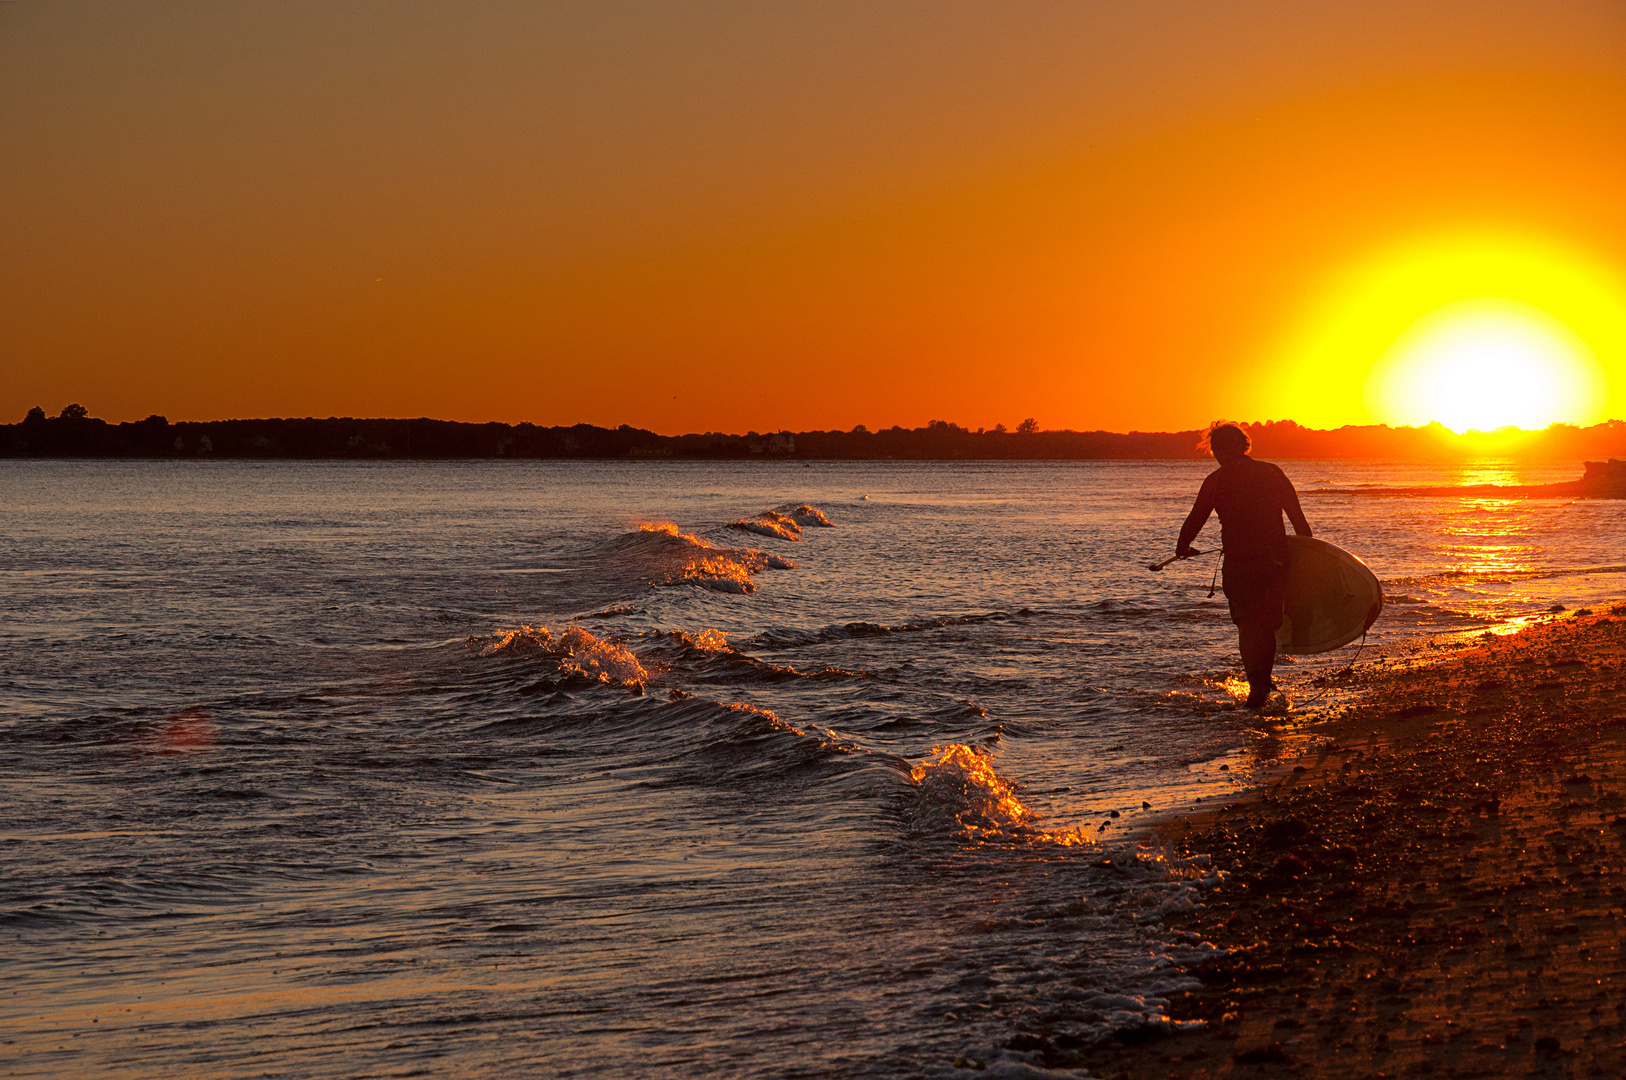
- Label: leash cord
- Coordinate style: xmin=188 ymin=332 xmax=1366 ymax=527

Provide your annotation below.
xmin=1283 ymin=631 xmax=1368 ymax=706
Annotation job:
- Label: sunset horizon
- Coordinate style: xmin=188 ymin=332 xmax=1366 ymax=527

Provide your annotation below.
xmin=7 ymin=3 xmax=1626 ymax=433
xmin=14 ymin=399 xmax=1626 ymax=440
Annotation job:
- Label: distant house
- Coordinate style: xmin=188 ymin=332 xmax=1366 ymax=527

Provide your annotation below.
xmin=748 ymin=433 xmax=794 ymax=454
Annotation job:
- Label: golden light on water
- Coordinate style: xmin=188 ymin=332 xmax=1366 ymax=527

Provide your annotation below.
xmin=1271 ymin=232 xmax=1626 ymax=429
xmin=1370 ymin=301 xmax=1601 ymax=432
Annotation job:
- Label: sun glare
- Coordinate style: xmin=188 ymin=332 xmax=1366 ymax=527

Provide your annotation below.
xmin=1372 ymin=302 xmax=1599 ymax=432
xmin=1268 ymin=232 xmax=1626 ymax=429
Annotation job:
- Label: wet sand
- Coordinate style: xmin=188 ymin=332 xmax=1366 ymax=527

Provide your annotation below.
xmin=1078 ymin=604 xmax=1626 ymax=1078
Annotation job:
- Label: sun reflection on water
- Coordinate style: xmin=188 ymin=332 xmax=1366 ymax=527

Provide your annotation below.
xmin=1455 ymin=464 xmax=1521 ymax=488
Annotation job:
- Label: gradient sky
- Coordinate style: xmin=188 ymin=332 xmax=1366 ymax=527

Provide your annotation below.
xmin=5 ymin=2 xmax=1626 ymax=432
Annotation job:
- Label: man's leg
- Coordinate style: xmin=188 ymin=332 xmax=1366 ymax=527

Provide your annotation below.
xmin=1223 ymin=553 xmax=1286 ymax=708
xmin=1237 ymin=620 xmax=1277 ymax=708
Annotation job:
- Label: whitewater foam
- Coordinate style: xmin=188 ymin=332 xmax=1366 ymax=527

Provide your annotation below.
xmin=782 ymin=504 xmax=835 ymax=527
xmin=729 ymin=511 xmax=803 ymax=542
xmin=472 ymin=624 xmax=648 ymax=686
xmin=910 ymin=743 xmax=1038 ymax=841
xmin=688 ymin=628 xmax=729 ymax=651
xmin=627 ymin=521 xmax=795 ymax=593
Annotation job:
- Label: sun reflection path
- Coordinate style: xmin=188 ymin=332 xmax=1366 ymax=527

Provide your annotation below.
xmin=1455 ymin=464 xmax=1520 ymax=488
xmin=1375 ymin=481 xmax=1607 ymax=628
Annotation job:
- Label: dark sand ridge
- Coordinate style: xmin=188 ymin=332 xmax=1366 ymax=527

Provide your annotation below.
xmin=1045 ymin=605 xmax=1626 ymax=1078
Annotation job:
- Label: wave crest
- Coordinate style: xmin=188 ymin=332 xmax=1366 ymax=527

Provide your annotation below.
xmin=623 ymin=521 xmax=795 ymax=593
xmin=472 ymin=625 xmax=648 ymax=686
xmin=688 ymin=628 xmax=730 ymax=651
xmin=909 ymin=744 xmax=1095 ymax=846
xmin=726 ymin=504 xmax=836 ymax=542
xmin=909 ymin=744 xmax=1036 ymax=841
xmin=782 ymin=504 xmax=835 ymax=528
xmin=729 ymin=512 xmax=803 ymax=542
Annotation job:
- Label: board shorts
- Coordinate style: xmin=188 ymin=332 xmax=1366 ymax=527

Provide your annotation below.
xmin=1222 ymin=552 xmax=1287 ymax=628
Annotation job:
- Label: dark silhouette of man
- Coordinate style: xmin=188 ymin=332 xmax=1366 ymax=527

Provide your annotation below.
xmin=1176 ymin=423 xmax=1312 ymax=709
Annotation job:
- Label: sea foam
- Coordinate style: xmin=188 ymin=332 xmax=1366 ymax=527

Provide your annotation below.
xmin=473 ymin=624 xmax=648 ymax=686
xmin=727 ymin=504 xmax=836 ymax=542
xmin=782 ymin=504 xmax=835 ymax=528
xmin=909 ymin=743 xmax=1036 ymax=841
xmin=728 ymin=511 xmax=803 ymax=542
xmin=910 ymin=743 xmax=1096 ymax=847
xmin=624 ymin=521 xmax=794 ymax=593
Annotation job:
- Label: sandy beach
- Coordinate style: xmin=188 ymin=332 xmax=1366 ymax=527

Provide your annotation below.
xmin=1066 ymin=604 xmax=1626 ymax=1078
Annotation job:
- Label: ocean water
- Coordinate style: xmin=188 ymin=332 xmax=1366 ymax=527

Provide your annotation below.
xmin=4 ymin=458 xmax=1624 ymax=1078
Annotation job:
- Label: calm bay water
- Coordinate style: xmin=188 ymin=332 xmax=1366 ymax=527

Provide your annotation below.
xmin=4 ymin=459 xmax=1624 ymax=1077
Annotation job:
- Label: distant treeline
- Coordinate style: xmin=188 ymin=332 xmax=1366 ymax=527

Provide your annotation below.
xmin=7 ymin=405 xmax=1626 ymax=462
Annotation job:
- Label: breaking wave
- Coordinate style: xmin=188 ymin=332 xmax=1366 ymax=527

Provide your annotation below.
xmin=781 ymin=504 xmax=835 ymax=528
xmin=470 ymin=625 xmax=648 ymax=686
xmin=729 ymin=511 xmax=804 ymax=542
xmin=727 ymin=504 xmax=836 ymax=542
xmin=712 ymin=699 xmax=807 ymax=738
xmin=909 ymin=743 xmax=1087 ymax=845
xmin=618 ymin=521 xmax=794 ymax=593
xmin=686 ymin=628 xmax=730 ymax=651
xmin=637 ymin=628 xmax=868 ymax=684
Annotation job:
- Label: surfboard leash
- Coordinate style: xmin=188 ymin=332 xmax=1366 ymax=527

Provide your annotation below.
xmin=1286 ymin=631 xmax=1368 ymax=707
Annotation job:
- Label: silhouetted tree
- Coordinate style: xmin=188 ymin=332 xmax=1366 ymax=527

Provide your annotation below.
xmin=59 ymin=403 xmax=88 ymax=420
xmin=2 ymin=411 xmax=1623 ymax=462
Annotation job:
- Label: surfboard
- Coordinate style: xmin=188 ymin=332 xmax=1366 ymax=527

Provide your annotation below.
xmin=1275 ymin=536 xmax=1384 ymax=655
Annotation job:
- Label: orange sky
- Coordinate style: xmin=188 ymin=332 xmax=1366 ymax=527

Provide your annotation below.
xmin=4 ymin=2 xmax=1625 ymax=433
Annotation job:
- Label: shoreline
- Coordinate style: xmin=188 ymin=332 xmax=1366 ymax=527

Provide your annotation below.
xmin=1066 ymin=604 xmax=1626 ymax=1078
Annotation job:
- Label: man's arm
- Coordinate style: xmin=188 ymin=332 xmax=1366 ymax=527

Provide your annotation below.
xmin=1282 ymin=472 xmax=1312 ymax=537
xmin=1176 ymin=477 xmax=1216 ymax=556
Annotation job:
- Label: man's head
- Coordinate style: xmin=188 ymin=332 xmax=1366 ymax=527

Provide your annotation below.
xmin=1201 ymin=422 xmax=1250 ymax=464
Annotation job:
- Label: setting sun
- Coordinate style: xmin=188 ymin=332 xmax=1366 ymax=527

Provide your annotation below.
xmin=1371 ymin=301 xmax=1602 ymax=432
xmin=1270 ymin=232 xmax=1626 ymax=430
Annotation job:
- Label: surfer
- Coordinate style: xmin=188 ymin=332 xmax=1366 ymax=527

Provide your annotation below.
xmin=1176 ymin=422 xmax=1312 ymax=709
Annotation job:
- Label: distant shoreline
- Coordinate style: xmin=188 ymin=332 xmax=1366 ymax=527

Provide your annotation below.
xmin=7 ymin=410 xmax=1626 ymax=464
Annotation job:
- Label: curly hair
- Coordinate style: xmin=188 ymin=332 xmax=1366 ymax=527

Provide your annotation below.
xmin=1198 ymin=421 xmax=1250 ymax=455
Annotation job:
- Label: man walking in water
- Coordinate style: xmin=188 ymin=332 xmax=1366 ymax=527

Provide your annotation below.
xmin=1176 ymin=422 xmax=1312 ymax=710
